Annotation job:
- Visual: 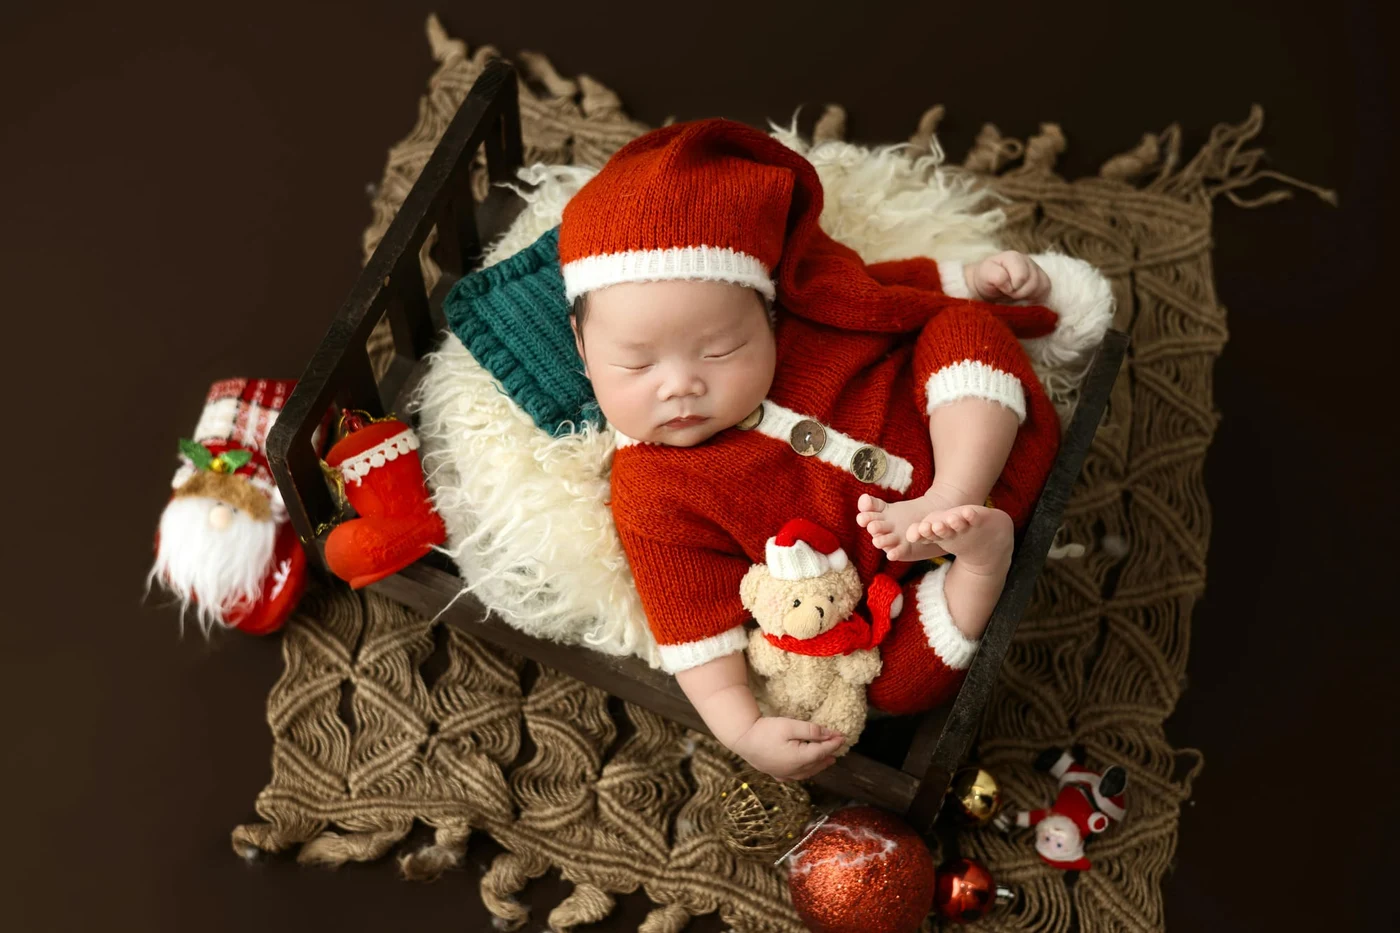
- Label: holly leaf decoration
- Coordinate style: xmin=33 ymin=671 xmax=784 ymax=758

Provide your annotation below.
xmin=179 ymin=438 xmax=213 ymax=470
xmin=218 ymin=448 xmax=253 ymax=471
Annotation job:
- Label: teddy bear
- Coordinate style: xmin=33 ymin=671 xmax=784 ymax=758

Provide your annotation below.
xmin=739 ymin=518 xmax=904 ymax=754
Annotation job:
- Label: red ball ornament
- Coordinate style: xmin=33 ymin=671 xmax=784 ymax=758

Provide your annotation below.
xmin=933 ymin=857 xmax=1015 ymax=924
xmin=785 ymin=806 xmax=936 ymax=933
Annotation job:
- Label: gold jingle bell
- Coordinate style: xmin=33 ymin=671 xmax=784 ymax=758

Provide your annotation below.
xmin=950 ymin=766 xmax=1001 ymax=826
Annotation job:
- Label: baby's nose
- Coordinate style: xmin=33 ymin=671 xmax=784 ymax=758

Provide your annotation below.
xmin=657 ymin=364 xmax=704 ymax=400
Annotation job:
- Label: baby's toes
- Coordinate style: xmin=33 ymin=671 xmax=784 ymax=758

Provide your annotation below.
xmin=883 ymin=541 xmax=913 ymax=561
xmin=858 ymin=494 xmax=885 ymax=513
xmin=872 ymin=531 xmax=902 ymax=550
xmin=866 ymin=519 xmax=893 ymax=537
xmin=957 ymin=505 xmax=981 ymax=525
xmin=945 ymin=512 xmax=971 ymax=533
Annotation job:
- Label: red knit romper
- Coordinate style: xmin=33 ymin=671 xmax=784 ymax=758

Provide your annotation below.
xmin=610 ymin=258 xmax=1060 ymax=716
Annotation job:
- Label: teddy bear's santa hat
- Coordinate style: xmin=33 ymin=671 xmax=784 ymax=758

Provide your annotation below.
xmin=765 ymin=518 xmax=849 ymax=581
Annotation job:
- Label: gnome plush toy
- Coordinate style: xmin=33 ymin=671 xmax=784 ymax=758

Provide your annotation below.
xmin=993 ymin=747 xmax=1128 ymax=871
xmin=148 ymin=378 xmax=315 ymax=635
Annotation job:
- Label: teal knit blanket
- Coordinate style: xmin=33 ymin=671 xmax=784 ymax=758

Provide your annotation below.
xmin=442 ymin=227 xmax=601 ymax=435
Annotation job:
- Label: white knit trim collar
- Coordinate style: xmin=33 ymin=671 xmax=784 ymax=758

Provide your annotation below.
xmin=915 ymin=561 xmax=980 ymax=670
xmin=562 ymin=245 xmax=775 ymax=302
xmin=338 ymin=427 xmax=419 ymax=485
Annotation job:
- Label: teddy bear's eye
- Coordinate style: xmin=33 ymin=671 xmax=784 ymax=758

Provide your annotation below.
xmin=792 ymin=599 xmax=801 ymax=608
xmin=828 ymin=595 xmax=835 ymax=603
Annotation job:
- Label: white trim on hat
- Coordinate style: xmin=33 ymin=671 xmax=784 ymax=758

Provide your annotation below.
xmin=766 ymin=535 xmax=847 ymax=581
xmin=562 ymin=245 xmax=775 ymax=301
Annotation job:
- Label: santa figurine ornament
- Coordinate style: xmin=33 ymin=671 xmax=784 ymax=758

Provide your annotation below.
xmin=147 ymin=378 xmax=317 ymax=635
xmin=993 ymin=747 xmax=1128 ymax=871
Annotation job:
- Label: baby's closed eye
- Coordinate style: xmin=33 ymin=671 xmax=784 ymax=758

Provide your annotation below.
xmin=702 ymin=342 xmax=746 ymax=360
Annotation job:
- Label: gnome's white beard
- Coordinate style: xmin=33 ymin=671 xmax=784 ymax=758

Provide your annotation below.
xmin=149 ymin=495 xmax=277 ymax=632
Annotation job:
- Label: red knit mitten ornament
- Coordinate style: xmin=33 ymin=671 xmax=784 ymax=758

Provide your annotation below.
xmin=323 ymin=416 xmax=446 ymax=589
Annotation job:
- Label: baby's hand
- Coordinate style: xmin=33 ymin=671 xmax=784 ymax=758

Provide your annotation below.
xmin=730 ymin=716 xmax=845 ymax=783
xmin=965 ymin=251 xmax=1051 ymax=304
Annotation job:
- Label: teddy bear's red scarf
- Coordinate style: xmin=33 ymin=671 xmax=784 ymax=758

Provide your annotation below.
xmin=762 ymin=610 xmax=892 ymax=657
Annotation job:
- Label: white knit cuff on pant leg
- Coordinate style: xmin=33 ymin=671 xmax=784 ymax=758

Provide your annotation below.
xmin=916 ymin=561 xmax=980 ymax=670
xmin=925 ymin=361 xmax=1027 ymax=423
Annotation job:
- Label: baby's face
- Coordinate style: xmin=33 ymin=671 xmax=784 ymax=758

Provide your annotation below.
xmin=575 ymin=279 xmax=776 ymax=447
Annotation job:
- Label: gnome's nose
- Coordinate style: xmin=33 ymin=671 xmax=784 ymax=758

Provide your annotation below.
xmin=783 ymin=600 xmax=826 ymax=640
xmin=207 ymin=503 xmax=235 ymax=531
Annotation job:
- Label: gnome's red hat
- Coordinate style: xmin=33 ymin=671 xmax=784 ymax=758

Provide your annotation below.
xmin=170 ymin=378 xmax=292 ymax=518
xmin=559 ymin=119 xmax=1058 ymax=338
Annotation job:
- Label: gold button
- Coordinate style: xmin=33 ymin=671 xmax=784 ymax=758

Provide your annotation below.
xmin=737 ymin=405 xmax=765 ymax=431
xmin=789 ymin=420 xmax=827 ymax=456
xmin=851 ymin=446 xmax=888 ymax=484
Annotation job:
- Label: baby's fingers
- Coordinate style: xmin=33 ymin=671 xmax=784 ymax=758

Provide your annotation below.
xmin=785 ymin=718 xmax=842 ymax=743
xmin=980 ymin=262 xmax=1012 ymax=296
xmin=792 ymin=735 xmax=846 ymax=768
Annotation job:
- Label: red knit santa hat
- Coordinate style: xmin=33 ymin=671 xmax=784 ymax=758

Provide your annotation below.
xmin=765 ymin=518 xmax=849 ymax=581
xmin=559 ymin=118 xmax=1058 ymax=338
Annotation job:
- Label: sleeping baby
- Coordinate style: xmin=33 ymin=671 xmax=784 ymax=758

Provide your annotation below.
xmin=562 ymin=119 xmax=1096 ymax=782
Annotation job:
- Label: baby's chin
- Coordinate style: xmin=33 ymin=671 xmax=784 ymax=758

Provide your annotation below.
xmin=624 ymin=416 xmax=738 ymax=447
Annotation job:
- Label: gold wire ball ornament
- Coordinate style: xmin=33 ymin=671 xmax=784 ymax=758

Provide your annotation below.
xmin=949 ymin=766 xmax=1002 ymax=826
xmin=717 ymin=769 xmax=813 ymax=860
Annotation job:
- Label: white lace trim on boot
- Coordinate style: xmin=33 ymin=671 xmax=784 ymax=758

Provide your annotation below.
xmin=338 ymin=428 xmax=420 ymax=485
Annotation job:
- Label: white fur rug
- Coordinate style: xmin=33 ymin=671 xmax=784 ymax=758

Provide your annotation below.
xmin=413 ymin=128 xmax=1112 ymax=667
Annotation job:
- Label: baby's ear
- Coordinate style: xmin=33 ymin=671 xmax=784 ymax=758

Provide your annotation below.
xmin=569 ymin=316 xmax=589 ymax=376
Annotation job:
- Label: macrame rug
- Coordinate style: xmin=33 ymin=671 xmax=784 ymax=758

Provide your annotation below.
xmin=232 ymin=16 xmax=1334 ymax=932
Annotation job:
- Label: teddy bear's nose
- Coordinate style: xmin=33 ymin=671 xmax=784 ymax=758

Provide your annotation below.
xmin=783 ymin=602 xmax=828 ymax=640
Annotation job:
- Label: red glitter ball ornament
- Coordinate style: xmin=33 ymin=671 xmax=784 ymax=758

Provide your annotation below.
xmin=785 ymin=806 xmax=936 ymax=933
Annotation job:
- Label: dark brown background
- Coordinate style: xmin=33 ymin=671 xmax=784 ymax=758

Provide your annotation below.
xmin=3 ymin=1 xmax=1395 ymax=930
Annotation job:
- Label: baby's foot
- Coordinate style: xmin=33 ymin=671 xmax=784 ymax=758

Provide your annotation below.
xmin=910 ymin=505 xmax=1013 ymax=574
xmin=857 ymin=493 xmax=952 ymax=563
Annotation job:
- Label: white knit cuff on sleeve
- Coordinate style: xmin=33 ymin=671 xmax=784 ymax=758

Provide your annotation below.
xmin=916 ymin=562 xmax=980 ymax=670
xmin=925 ymin=360 xmax=1027 ymax=423
xmin=657 ymin=625 xmax=750 ymax=674
xmin=938 ymin=259 xmax=972 ymax=298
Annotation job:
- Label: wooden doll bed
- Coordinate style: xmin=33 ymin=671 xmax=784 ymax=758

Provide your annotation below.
xmin=266 ymin=59 xmax=1128 ymax=833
